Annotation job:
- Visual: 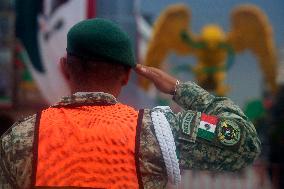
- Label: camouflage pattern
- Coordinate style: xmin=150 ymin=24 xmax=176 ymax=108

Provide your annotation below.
xmin=139 ymin=109 xmax=167 ymax=188
xmin=0 ymin=82 xmax=261 ymax=188
xmin=54 ymin=92 xmax=117 ymax=106
xmin=171 ymin=82 xmax=261 ymax=171
xmin=0 ymin=115 xmax=36 ymax=189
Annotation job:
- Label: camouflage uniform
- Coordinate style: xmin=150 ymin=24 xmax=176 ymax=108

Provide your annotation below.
xmin=0 ymin=82 xmax=261 ymax=189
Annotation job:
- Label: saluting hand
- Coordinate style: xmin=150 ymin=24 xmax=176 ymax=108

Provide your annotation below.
xmin=135 ymin=64 xmax=179 ymax=95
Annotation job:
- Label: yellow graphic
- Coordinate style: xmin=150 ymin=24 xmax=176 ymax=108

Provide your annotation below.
xmin=140 ymin=4 xmax=277 ymax=96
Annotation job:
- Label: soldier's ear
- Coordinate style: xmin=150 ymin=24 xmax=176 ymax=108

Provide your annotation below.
xmin=121 ymin=69 xmax=131 ymax=86
xmin=60 ymin=56 xmax=70 ymax=82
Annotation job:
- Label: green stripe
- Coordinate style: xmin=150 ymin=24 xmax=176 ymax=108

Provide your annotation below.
xmin=197 ymin=129 xmax=215 ymax=141
xmin=180 ymin=30 xmax=206 ymax=49
xmin=16 ymin=47 xmax=34 ymax=81
xmin=16 ymin=0 xmax=45 ymax=72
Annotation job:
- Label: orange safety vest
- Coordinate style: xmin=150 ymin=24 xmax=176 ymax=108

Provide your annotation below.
xmin=32 ymin=103 xmax=144 ymax=189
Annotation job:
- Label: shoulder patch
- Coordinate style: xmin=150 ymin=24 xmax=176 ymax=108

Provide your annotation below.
xmin=217 ymin=120 xmax=241 ymax=146
xmin=197 ymin=113 xmax=219 ymax=141
xmin=181 ymin=112 xmax=194 ymax=135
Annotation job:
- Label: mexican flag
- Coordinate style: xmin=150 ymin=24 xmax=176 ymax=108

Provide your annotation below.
xmin=197 ymin=113 xmax=219 ymax=141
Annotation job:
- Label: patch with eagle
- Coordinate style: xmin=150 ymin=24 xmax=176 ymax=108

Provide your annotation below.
xmin=217 ymin=120 xmax=241 ymax=146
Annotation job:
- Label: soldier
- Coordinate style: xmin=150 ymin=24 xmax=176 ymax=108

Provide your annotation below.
xmin=0 ymin=18 xmax=260 ymax=189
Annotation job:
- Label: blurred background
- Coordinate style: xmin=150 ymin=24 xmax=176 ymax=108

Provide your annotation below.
xmin=0 ymin=0 xmax=283 ymax=188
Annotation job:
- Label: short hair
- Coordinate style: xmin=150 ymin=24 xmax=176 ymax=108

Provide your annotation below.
xmin=66 ymin=54 xmax=131 ymax=85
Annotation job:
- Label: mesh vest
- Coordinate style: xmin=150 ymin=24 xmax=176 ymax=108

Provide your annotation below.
xmin=32 ymin=103 xmax=143 ymax=189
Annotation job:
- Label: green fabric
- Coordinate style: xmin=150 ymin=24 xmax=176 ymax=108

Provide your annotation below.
xmin=197 ymin=129 xmax=215 ymax=141
xmin=244 ymin=99 xmax=265 ymax=121
xmin=22 ymin=69 xmax=33 ymax=82
xmin=67 ymin=18 xmax=135 ymax=67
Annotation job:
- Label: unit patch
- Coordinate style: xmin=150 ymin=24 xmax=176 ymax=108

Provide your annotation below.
xmin=217 ymin=120 xmax=241 ymax=146
xmin=181 ymin=112 xmax=194 ymax=135
xmin=197 ymin=113 xmax=219 ymax=141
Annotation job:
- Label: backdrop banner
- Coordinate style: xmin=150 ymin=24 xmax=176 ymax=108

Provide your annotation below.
xmin=16 ymin=0 xmax=95 ymax=104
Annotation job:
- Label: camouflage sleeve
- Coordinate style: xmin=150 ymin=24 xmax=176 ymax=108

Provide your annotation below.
xmin=166 ymin=81 xmax=261 ymax=171
xmin=0 ymin=115 xmax=36 ymax=189
xmin=139 ymin=109 xmax=167 ymax=189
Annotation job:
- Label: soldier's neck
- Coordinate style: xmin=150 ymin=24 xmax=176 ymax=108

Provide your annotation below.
xmin=71 ymin=85 xmax=122 ymax=98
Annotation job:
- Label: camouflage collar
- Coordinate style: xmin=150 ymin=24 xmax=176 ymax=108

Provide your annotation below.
xmin=53 ymin=92 xmax=118 ymax=107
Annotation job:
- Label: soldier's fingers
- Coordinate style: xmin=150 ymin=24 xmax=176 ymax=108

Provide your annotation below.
xmin=135 ymin=64 xmax=160 ymax=81
xmin=134 ymin=64 xmax=147 ymax=75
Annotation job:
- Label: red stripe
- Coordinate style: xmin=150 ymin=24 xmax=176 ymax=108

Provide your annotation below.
xmin=201 ymin=113 xmax=218 ymax=125
xmin=86 ymin=0 xmax=96 ymax=19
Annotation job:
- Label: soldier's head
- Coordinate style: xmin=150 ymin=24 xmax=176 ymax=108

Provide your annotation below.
xmin=60 ymin=18 xmax=135 ymax=96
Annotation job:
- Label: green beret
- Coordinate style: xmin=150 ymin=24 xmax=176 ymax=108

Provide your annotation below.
xmin=67 ymin=18 xmax=135 ymax=67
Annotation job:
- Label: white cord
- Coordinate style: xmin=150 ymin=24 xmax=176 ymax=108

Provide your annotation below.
xmin=151 ymin=107 xmax=181 ymax=185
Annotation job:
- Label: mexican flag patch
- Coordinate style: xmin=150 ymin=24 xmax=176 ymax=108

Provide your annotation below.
xmin=197 ymin=113 xmax=219 ymax=141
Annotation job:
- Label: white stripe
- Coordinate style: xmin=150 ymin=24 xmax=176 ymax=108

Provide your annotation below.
xmin=199 ymin=121 xmax=216 ymax=133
